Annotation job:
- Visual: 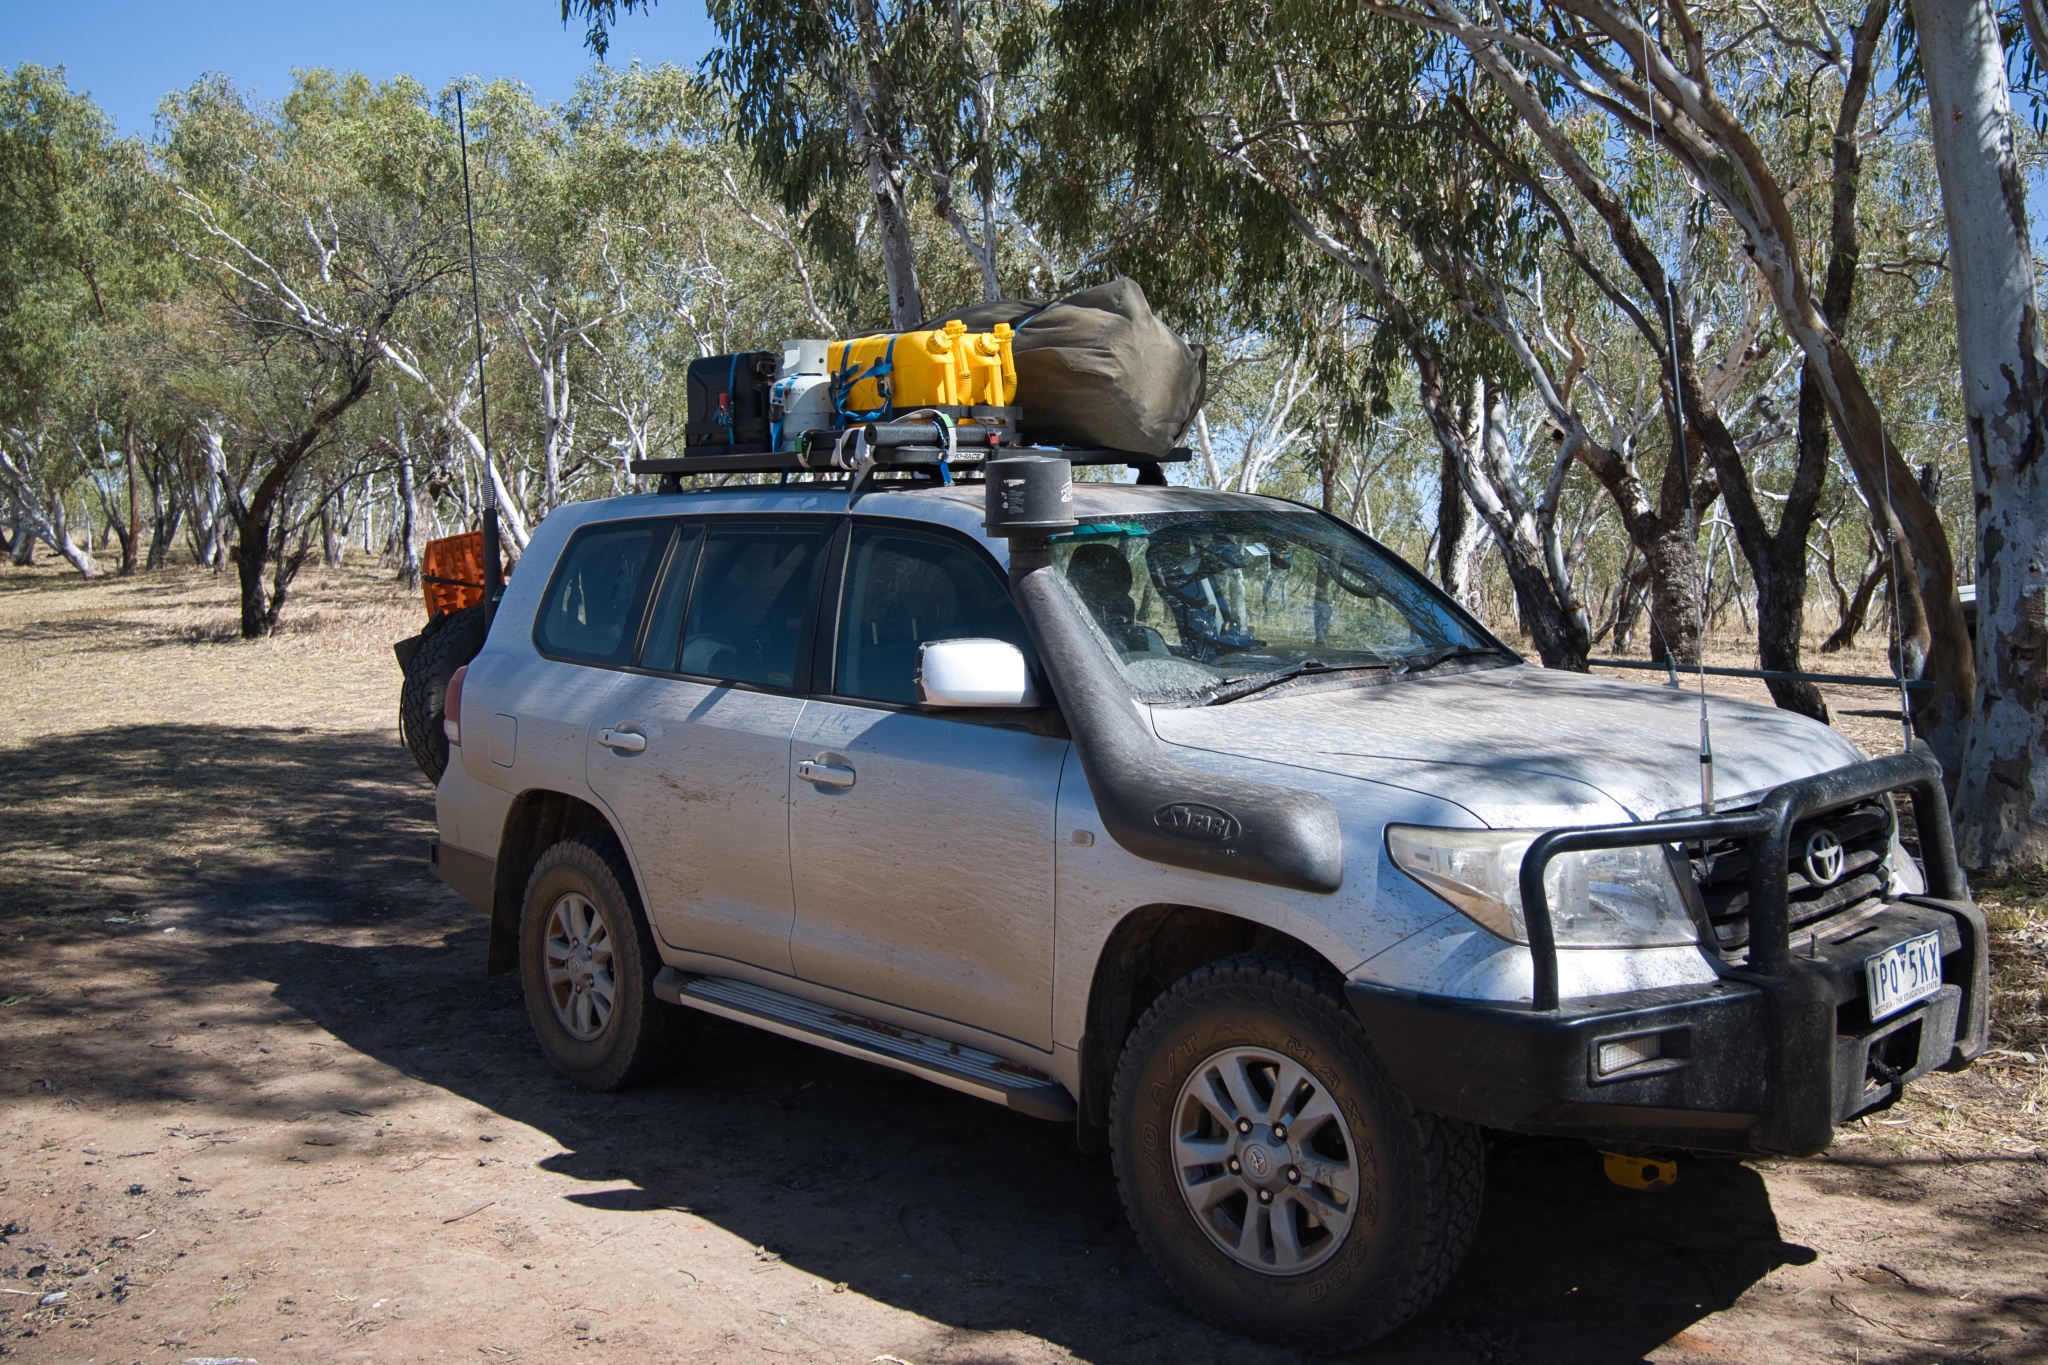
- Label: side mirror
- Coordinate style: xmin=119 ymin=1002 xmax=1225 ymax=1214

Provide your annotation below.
xmin=916 ymin=638 xmax=1041 ymax=708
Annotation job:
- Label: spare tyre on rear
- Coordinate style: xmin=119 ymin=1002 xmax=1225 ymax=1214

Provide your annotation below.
xmin=397 ymin=603 xmax=487 ymax=783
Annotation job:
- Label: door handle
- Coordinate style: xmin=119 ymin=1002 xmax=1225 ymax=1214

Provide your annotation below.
xmin=796 ymin=757 xmax=855 ymax=788
xmin=598 ymin=727 xmax=647 ymax=754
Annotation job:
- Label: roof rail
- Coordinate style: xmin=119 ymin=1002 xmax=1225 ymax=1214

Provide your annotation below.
xmin=629 ymin=426 xmax=1189 ymax=485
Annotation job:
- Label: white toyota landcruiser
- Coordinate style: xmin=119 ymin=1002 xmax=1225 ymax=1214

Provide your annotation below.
xmin=421 ymin=448 xmax=1986 ymax=1352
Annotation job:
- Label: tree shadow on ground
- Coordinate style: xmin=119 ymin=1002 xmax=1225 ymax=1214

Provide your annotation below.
xmin=2 ymin=722 xmax=1818 ymax=1362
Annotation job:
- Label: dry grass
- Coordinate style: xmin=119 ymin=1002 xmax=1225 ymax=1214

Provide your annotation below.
xmin=1580 ymin=625 xmax=1919 ymax=758
xmin=0 ymin=558 xmax=420 ymax=745
xmin=1978 ymin=871 xmax=2048 ymax=1055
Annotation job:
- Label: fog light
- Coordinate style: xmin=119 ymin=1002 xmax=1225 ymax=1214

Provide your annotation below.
xmin=1596 ymin=1034 xmax=1663 ymax=1077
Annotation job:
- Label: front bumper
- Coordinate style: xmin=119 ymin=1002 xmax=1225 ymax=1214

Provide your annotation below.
xmin=1348 ymin=754 xmax=1991 ymax=1157
xmin=1348 ymin=895 xmax=1987 ymax=1155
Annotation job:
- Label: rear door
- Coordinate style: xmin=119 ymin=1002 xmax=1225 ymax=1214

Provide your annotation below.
xmin=787 ymin=521 xmax=1067 ymax=1048
xmin=584 ymin=517 xmax=833 ymax=974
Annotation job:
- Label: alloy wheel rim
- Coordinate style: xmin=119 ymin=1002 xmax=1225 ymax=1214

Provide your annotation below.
xmin=543 ymin=891 xmax=617 ymax=1042
xmin=1170 ymin=1044 xmax=1361 ymax=1275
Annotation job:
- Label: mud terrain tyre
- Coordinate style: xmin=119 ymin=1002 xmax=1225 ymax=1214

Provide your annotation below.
xmin=1110 ymin=951 xmax=1483 ymax=1353
xmin=519 ymin=834 xmax=684 ymax=1091
xmin=398 ymin=604 xmax=486 ymax=783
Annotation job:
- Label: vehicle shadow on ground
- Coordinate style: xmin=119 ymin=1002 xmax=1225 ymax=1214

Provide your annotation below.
xmin=2 ymin=722 xmax=1813 ymax=1362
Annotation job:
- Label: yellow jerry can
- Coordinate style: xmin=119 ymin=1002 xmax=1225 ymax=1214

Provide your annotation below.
xmin=957 ymin=322 xmax=1017 ymax=408
xmin=829 ymin=320 xmax=1016 ymax=421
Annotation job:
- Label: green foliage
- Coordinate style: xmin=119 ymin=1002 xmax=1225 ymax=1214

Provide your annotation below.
xmin=0 ymin=4 xmax=2000 ymax=670
xmin=0 ymin=64 xmax=165 ymax=423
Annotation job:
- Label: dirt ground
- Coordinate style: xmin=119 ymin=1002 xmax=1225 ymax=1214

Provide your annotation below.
xmin=0 ymin=561 xmax=2043 ymax=1365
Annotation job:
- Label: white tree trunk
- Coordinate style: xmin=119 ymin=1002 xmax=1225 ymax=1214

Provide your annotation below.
xmin=8 ymin=489 xmax=35 ymax=565
xmin=394 ymin=408 xmax=422 ymax=590
xmin=845 ymin=0 xmax=924 ymax=329
xmin=1914 ymin=0 xmax=2048 ymax=870
xmin=0 ymin=441 xmax=98 ymax=577
xmin=1193 ymin=410 xmax=1223 ymax=488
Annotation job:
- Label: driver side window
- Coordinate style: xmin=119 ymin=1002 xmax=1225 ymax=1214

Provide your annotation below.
xmin=834 ymin=526 xmax=1032 ymax=705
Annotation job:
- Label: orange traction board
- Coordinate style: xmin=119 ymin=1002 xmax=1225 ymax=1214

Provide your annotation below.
xmin=421 ymin=531 xmax=486 ymax=618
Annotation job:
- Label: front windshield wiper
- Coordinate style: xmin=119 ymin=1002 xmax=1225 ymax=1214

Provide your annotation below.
xmin=1199 ymin=659 xmax=1389 ymax=706
xmin=1198 ymin=647 xmax=1504 ymax=705
xmin=1389 ymin=645 xmax=1505 ymax=675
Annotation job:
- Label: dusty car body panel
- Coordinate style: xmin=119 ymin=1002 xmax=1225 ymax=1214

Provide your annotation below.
xmin=787 ymin=699 xmax=1071 ymax=1049
xmin=1150 ymin=666 xmax=1869 ymax=826
xmin=591 ymin=673 xmax=809 ymax=974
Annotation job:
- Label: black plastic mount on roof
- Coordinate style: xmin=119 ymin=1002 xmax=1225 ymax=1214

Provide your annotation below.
xmin=629 ymin=441 xmax=1189 ymax=482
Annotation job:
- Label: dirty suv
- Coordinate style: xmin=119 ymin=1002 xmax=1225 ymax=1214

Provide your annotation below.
xmin=426 ymin=457 xmax=1987 ymax=1352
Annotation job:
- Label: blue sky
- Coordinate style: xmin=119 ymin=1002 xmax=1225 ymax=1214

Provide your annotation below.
xmin=3 ymin=1 xmax=718 ymax=137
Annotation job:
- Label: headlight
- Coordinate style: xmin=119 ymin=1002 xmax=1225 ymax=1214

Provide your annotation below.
xmin=1386 ymin=825 xmax=1699 ymax=948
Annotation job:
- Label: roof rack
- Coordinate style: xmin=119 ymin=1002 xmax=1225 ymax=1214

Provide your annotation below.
xmin=629 ymin=424 xmax=1189 ymax=489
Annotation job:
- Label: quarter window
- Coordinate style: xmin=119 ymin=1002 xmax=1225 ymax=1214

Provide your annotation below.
xmin=534 ymin=520 xmax=669 ymax=667
xmin=835 ymin=526 xmax=1031 ymax=705
xmin=636 ymin=524 xmax=705 ymax=671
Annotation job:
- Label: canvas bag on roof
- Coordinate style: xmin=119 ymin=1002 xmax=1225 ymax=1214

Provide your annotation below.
xmin=931 ymin=277 xmax=1205 ymax=457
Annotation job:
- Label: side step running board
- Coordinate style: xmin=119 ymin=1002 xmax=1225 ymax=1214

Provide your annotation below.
xmin=653 ymin=969 xmax=1076 ymax=1122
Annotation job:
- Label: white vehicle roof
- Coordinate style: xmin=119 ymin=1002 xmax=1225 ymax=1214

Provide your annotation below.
xmin=544 ymin=480 xmax=1308 ymax=562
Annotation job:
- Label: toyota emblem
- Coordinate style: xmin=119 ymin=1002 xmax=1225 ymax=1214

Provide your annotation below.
xmin=1803 ymin=829 xmax=1846 ymax=887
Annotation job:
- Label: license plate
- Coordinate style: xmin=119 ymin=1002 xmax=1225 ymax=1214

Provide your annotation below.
xmin=1865 ymin=932 xmax=1943 ymax=1022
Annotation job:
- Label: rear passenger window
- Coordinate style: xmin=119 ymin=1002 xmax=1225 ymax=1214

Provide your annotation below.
xmin=678 ymin=524 xmax=828 ymax=689
xmin=534 ymin=521 xmax=669 ymax=666
xmin=835 ymin=526 xmax=1031 ymax=705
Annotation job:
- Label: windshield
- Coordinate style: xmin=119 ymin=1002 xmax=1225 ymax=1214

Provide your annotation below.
xmin=1049 ymin=509 xmax=1504 ymax=701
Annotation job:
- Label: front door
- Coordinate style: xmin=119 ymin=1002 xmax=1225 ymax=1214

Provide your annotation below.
xmin=789 ymin=523 xmax=1067 ymax=1049
xmin=586 ymin=518 xmax=833 ymax=974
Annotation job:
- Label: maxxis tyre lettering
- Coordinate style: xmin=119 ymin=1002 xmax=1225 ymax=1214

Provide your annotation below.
xmin=398 ymin=604 xmax=486 ymax=784
xmin=1109 ymin=951 xmax=1483 ymax=1353
xmin=518 ymin=833 xmax=684 ymax=1091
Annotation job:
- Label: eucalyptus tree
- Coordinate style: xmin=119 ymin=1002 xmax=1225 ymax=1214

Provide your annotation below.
xmin=1911 ymin=0 xmax=2048 ymax=868
xmin=1039 ymin=1 xmax=1616 ymax=667
xmin=159 ymin=72 xmax=464 ymax=635
xmin=0 ymin=64 xmax=164 ymax=578
xmin=560 ymin=67 xmax=883 ymax=488
xmin=459 ymin=78 xmax=642 ymax=516
xmin=1356 ymin=2 xmax=1973 ymax=771
xmin=1430 ymin=3 xmax=1922 ymax=720
xmin=566 ymin=0 xmax=1036 ymax=327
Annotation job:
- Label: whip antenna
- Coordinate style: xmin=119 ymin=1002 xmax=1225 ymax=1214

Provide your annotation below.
xmin=455 ymin=87 xmax=503 ymax=619
xmin=1644 ymin=13 xmax=1715 ymax=813
xmin=1877 ymin=393 xmax=1913 ymax=752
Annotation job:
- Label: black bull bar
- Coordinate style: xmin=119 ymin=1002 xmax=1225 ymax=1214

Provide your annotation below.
xmin=1500 ymin=751 xmax=1988 ymax=1154
xmin=1518 ymin=751 xmax=1966 ymax=1010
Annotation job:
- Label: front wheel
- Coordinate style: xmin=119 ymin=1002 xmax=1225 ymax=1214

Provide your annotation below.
xmin=1110 ymin=952 xmax=1483 ymax=1353
xmin=519 ymin=834 xmax=682 ymax=1091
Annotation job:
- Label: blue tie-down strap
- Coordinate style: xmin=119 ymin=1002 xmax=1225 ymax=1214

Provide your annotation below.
xmin=832 ymin=336 xmax=898 ymax=424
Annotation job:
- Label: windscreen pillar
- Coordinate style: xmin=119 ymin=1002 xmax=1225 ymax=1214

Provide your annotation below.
xmin=989 ymin=455 xmax=1342 ymax=894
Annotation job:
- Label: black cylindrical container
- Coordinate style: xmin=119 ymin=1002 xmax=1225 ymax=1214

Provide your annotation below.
xmin=864 ymin=421 xmax=945 ymax=448
xmin=984 ymin=454 xmax=1077 ymax=538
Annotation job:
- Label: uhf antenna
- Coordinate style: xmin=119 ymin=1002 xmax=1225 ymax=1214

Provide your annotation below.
xmin=456 ymin=87 xmax=503 ymax=621
xmin=1877 ymin=390 xmax=1914 ymax=753
xmin=1644 ymin=13 xmax=1715 ymax=814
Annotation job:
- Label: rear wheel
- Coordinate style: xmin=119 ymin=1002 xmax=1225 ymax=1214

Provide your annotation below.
xmin=519 ymin=834 xmax=682 ymax=1090
xmin=1110 ymin=952 xmax=1482 ymax=1353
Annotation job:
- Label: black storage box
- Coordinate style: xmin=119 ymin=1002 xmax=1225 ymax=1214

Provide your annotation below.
xmin=685 ymin=352 xmax=778 ymax=454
